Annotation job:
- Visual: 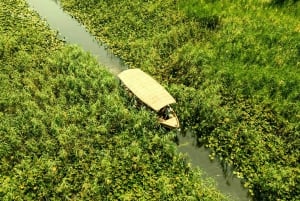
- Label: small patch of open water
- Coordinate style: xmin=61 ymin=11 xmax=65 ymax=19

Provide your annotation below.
xmin=26 ymin=0 xmax=251 ymax=200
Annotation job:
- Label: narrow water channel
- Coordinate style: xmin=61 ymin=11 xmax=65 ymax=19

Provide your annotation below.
xmin=26 ymin=0 xmax=251 ymax=200
xmin=26 ymin=0 xmax=127 ymax=75
xmin=177 ymin=132 xmax=251 ymax=201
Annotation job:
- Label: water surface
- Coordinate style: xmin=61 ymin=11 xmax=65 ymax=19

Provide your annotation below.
xmin=26 ymin=0 xmax=127 ymax=75
xmin=177 ymin=132 xmax=251 ymax=201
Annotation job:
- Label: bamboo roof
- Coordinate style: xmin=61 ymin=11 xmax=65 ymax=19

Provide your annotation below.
xmin=118 ymin=69 xmax=176 ymax=112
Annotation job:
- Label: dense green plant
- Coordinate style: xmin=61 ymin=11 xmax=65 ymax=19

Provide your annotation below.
xmin=0 ymin=0 xmax=228 ymax=200
xmin=271 ymin=0 xmax=299 ymax=5
xmin=178 ymin=0 xmax=223 ymax=30
xmin=60 ymin=0 xmax=300 ymax=200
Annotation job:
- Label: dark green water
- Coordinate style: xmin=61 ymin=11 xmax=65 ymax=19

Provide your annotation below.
xmin=26 ymin=0 xmax=251 ymax=200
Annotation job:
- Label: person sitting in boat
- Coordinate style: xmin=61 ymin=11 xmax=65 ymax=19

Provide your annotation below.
xmin=159 ymin=105 xmax=173 ymax=120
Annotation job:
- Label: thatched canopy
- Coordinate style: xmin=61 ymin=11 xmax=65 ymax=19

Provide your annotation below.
xmin=118 ymin=69 xmax=176 ymax=112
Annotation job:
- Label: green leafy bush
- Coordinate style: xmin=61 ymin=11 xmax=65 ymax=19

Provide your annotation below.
xmin=59 ymin=0 xmax=300 ymax=200
xmin=0 ymin=0 xmax=227 ymax=200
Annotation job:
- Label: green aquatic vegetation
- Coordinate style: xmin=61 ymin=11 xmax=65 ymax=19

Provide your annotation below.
xmin=0 ymin=0 xmax=228 ymax=200
xmin=60 ymin=0 xmax=300 ymax=200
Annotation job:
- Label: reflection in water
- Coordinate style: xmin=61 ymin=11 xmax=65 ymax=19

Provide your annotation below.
xmin=26 ymin=0 xmax=251 ymax=200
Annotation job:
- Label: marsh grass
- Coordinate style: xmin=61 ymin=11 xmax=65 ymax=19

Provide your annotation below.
xmin=60 ymin=0 xmax=299 ymax=200
xmin=0 ymin=0 xmax=229 ymax=200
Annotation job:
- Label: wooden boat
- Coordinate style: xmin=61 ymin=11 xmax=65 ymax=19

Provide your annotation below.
xmin=118 ymin=68 xmax=180 ymax=129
